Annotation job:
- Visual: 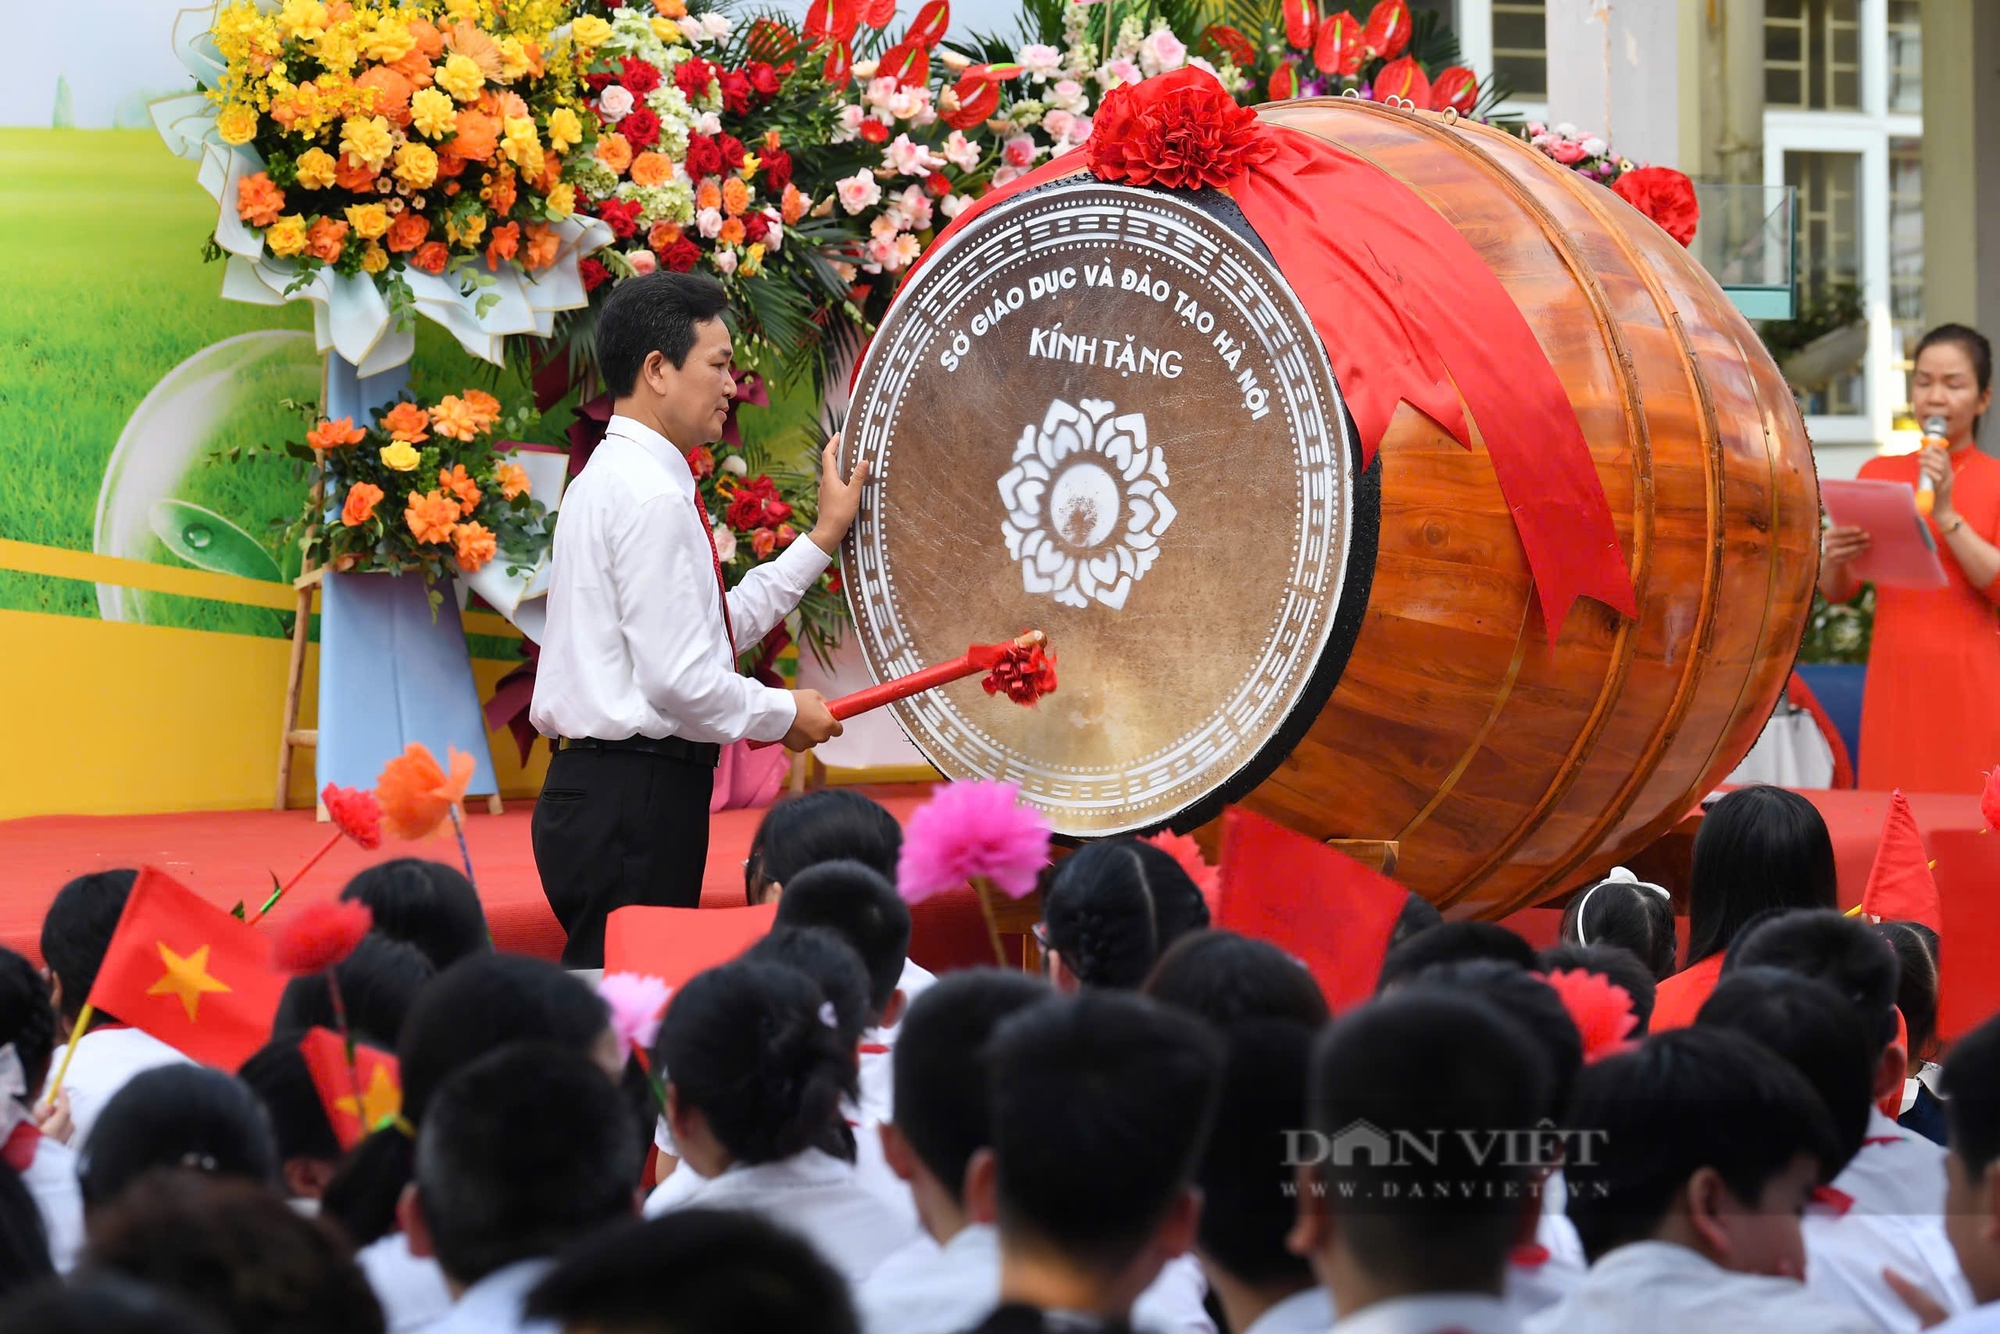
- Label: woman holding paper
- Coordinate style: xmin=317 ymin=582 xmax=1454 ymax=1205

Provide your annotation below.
xmin=1820 ymin=324 xmax=1996 ymax=790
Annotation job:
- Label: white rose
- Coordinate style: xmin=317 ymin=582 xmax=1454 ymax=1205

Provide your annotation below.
xmin=1020 ymin=43 xmax=1062 ymax=79
xmin=711 ymin=524 xmax=737 ymax=562
xmin=1581 ymin=136 xmax=1608 ymax=158
xmin=713 ymin=248 xmax=738 ymax=274
xmin=697 ymin=111 xmax=723 ymax=136
xmin=1142 ymin=29 xmax=1186 ymax=73
xmin=1554 ymin=121 xmax=1578 ymax=137
xmin=761 ymin=209 xmax=783 ymax=249
xmin=1049 ymin=78 xmax=1086 ymax=112
xmin=697 ymin=206 xmax=724 ymax=238
xmin=598 ymin=85 xmax=635 ymax=121
xmin=701 ymin=12 xmax=731 ymax=38
xmin=721 ymin=454 xmax=749 ymax=476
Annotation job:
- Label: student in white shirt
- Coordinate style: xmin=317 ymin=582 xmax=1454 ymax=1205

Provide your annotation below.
xmin=645 ymin=957 xmax=918 ymax=1284
xmin=524 ymin=1208 xmax=860 ymax=1334
xmin=398 ymin=1045 xmax=640 ymax=1334
xmin=1290 ymin=991 xmax=1551 ymax=1334
xmin=39 ymin=869 xmax=192 ymax=1149
xmin=1038 ymin=840 xmax=1211 ymax=993
xmin=1915 ymin=1012 xmax=2000 ymax=1333
xmin=530 ymin=271 xmax=866 ymax=967
xmin=0 ymin=948 xmax=83 ymax=1271
xmin=1530 ymin=1026 xmax=1875 ymax=1334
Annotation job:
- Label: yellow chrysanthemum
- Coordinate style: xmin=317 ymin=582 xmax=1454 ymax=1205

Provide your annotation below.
xmin=265 ymin=214 xmax=309 ymax=257
xmin=313 ymin=23 xmax=360 ymax=73
xmin=446 ymin=211 xmax=487 ymax=247
xmin=443 ymin=0 xmax=484 ymax=22
xmin=569 ymin=14 xmax=612 ymax=48
xmin=393 ymin=141 xmax=439 ymax=190
xmin=499 ymin=116 xmax=542 ymax=174
xmin=545 ymin=106 xmax=582 ymax=154
xmin=339 ymin=115 xmax=394 ymax=172
xmin=360 ymin=240 xmax=390 ymax=274
xmin=216 ymin=103 xmax=260 ymax=145
xmin=345 ymin=202 xmax=390 ymax=239
xmin=543 ymin=181 xmax=575 ymax=219
xmin=650 ymin=15 xmax=684 ymax=43
xmin=294 ymin=147 xmax=338 ymax=189
xmin=409 ymin=87 xmax=457 ymax=139
xmin=494 ymin=35 xmax=531 ymax=82
xmin=274 ymin=0 xmax=327 ymax=42
xmin=379 ymin=440 xmax=422 ymax=472
xmin=360 ymin=13 xmax=415 ymax=62
xmin=435 ymin=52 xmax=485 ymax=103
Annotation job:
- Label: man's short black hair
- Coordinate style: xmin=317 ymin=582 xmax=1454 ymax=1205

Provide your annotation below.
xmin=274 ymin=933 xmax=435 ymax=1049
xmin=746 ymin=790 xmax=903 ymax=903
xmin=1197 ymin=1020 xmax=1316 ymax=1288
xmin=1540 ymin=943 xmax=1659 ymax=1034
xmin=40 ymin=869 xmax=136 ymax=1023
xmin=1307 ymin=990 xmax=1550 ymax=1292
xmin=1388 ymin=892 xmax=1444 ymax=952
xmin=238 ymin=1039 xmax=342 ymax=1167
xmin=340 ymin=859 xmax=490 ymax=970
xmin=1725 ymin=909 xmax=1901 ymax=1052
xmin=1376 ymin=921 xmax=1537 ymax=992
xmin=986 ymin=991 xmax=1224 ymax=1271
xmin=1697 ymin=965 xmax=1875 ymax=1175
xmin=415 ymin=1043 xmax=642 ymax=1286
xmin=1943 ymin=1011 xmax=2000 ymax=1178
xmin=526 ymin=1209 xmax=858 ymax=1334
xmin=1562 ymin=1027 xmax=1840 ymax=1263
xmin=1406 ymin=960 xmax=1582 ymax=1117
xmin=891 ymin=970 xmax=1050 ymax=1203
xmin=1142 ymin=929 xmax=1330 ymax=1029
xmin=596 ymin=271 xmax=729 ymax=397
xmin=80 ymin=1066 xmax=280 ymax=1208
xmin=773 ymin=860 xmax=912 ymax=1019
xmin=0 ymin=1274 xmax=229 ymax=1334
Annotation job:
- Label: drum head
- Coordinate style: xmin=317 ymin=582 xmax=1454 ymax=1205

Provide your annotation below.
xmin=841 ymin=176 xmax=1363 ymax=835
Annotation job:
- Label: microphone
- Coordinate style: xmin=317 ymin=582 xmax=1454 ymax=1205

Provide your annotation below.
xmin=1916 ymin=414 xmax=1948 ymax=516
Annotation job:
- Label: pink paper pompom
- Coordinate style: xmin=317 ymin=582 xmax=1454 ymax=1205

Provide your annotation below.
xmin=897 ymin=780 xmax=1052 ymax=904
xmin=598 ymin=972 xmax=672 ymax=1055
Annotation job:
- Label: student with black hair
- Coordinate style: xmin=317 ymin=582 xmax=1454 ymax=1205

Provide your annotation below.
xmin=1652 ymin=786 xmax=1839 ymax=1029
xmin=401 ymin=1045 xmax=642 ymax=1334
xmin=747 ymin=788 xmax=906 ymax=905
xmin=1292 ymin=990 xmax=1550 ymax=1334
xmin=1538 ymin=942 xmax=1659 ymax=1034
xmin=1387 ymin=891 xmax=1444 ymax=953
xmin=0 ymin=1162 xmax=51 ymax=1300
xmin=0 ymin=1272 xmax=229 ymax=1334
xmin=326 ymin=953 xmax=617 ymax=1334
xmin=0 ymin=945 xmax=82 ymax=1269
xmin=78 ymin=1065 xmax=279 ymax=1210
xmin=1876 ymin=920 xmax=1946 ymax=1144
xmin=1927 ymin=1011 xmax=2000 ymax=1333
xmin=340 ymin=859 xmax=491 ymax=970
xmin=526 ymin=1209 xmax=861 ymax=1334
xmin=643 ymin=958 xmax=918 ymax=1284
xmin=1558 ymin=867 xmax=1679 ymax=981
xmin=238 ymin=1038 xmax=345 ymax=1203
xmin=274 ymin=933 xmax=436 ymax=1049
xmin=39 ymin=869 xmax=191 ymax=1147
xmin=87 ymin=1172 xmax=385 ymax=1334
xmin=1142 ymin=929 xmax=1331 ymax=1029
xmin=957 ymin=990 xmax=1223 ymax=1334
xmin=1038 ymin=839 xmax=1211 ymax=992
xmin=530 ymin=269 xmax=869 ymax=967
xmin=1528 ymin=1027 xmax=1871 ymax=1334
xmin=1374 ymin=920 xmax=1539 ymax=992
xmin=1726 ymin=909 xmax=1971 ymax=1331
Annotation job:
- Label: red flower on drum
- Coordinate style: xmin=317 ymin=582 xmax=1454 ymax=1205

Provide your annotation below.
xmin=1088 ymin=67 xmax=1274 ymax=193
xmin=999 ymin=397 xmax=1176 ymax=612
xmin=1611 ymin=165 xmax=1700 ymax=247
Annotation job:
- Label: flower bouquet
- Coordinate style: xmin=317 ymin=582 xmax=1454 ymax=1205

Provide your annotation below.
xmin=1197 ymin=0 xmax=1491 ymax=112
xmin=1523 ymin=121 xmax=1699 ymax=247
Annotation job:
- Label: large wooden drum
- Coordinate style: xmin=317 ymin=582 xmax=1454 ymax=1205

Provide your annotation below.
xmin=839 ymin=97 xmax=1818 ymax=918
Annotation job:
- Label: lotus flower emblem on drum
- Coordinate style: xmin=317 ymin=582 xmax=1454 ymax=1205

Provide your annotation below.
xmin=998 ymin=398 xmax=1177 ymax=611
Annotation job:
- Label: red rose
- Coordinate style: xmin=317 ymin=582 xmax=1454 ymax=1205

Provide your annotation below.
xmin=1611 ymin=165 xmax=1700 ymax=246
xmin=742 ymin=210 xmax=770 ymax=243
xmin=726 ymin=475 xmax=783 ymax=530
xmin=686 ymin=444 xmax=715 ymax=478
xmin=685 ymin=133 xmax=722 ymax=178
xmin=662 ymin=236 xmax=702 ymax=271
xmin=762 ymin=145 xmax=793 ymax=192
xmin=619 ymin=55 xmax=662 ymax=95
xmin=717 ymin=134 xmax=746 ymax=169
xmin=675 ymin=56 xmax=716 ymax=101
xmin=1089 ymin=66 xmax=1276 ymax=193
xmin=596 ymin=198 xmax=644 ymax=239
xmin=620 ymin=106 xmax=661 ymax=150
xmin=585 ymin=71 xmax=616 ymax=95
xmin=746 ymin=61 xmax=781 ymax=98
xmin=581 ymin=256 xmax=611 ymax=291
xmin=858 ymin=117 xmax=889 ymax=144
xmin=717 ymin=70 xmax=751 ymax=115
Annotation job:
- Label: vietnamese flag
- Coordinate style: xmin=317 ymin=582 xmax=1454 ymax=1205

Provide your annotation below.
xmin=87 ymin=867 xmax=289 ymax=1070
xmin=299 ymin=1027 xmax=403 ymax=1150
xmin=604 ymin=903 xmax=777 ymax=993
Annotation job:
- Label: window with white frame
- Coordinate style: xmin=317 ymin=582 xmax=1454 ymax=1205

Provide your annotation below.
xmin=1766 ymin=0 xmax=1862 ymax=111
xmin=1786 ymin=149 xmax=1867 ymax=416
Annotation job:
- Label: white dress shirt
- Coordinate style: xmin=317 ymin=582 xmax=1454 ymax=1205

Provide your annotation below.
xmin=1243 ymin=1287 xmax=1336 ymax=1334
xmin=48 ymin=1026 xmax=192 ymax=1149
xmin=1936 ymin=1304 xmax=2000 ymax=1334
xmin=429 ymin=1257 xmax=556 ymax=1334
xmin=1502 ymin=1211 xmax=1587 ymax=1320
xmin=530 ymin=414 xmax=831 ymax=745
xmin=357 ymin=1232 xmax=456 ymax=1334
xmin=1334 ymin=1293 xmax=1519 ymax=1334
xmin=1524 ymin=1240 xmax=1877 ymax=1334
xmin=19 ymin=1133 xmax=83 ymax=1272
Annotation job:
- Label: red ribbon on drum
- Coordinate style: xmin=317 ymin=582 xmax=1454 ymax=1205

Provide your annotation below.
xmin=893 ymin=68 xmax=1638 ymax=643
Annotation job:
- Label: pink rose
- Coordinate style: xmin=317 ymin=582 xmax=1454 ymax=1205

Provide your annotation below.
xmin=627 ymin=248 xmax=657 ymax=274
xmin=1002 ymin=133 xmax=1039 ymax=169
xmin=1550 ymin=140 xmax=1587 ymax=164
xmin=1042 ymin=108 xmax=1075 ymax=141
xmin=598 ymin=85 xmax=634 ymax=122
xmin=836 ymin=171 xmax=884 ymax=214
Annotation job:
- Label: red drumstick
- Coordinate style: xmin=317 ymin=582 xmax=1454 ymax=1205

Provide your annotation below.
xmin=753 ymin=630 xmax=1056 ymax=748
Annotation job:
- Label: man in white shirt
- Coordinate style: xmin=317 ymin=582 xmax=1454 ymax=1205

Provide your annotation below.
xmin=530 ymin=271 xmax=867 ymax=966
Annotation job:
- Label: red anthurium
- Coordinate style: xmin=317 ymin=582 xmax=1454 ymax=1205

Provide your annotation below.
xmin=1282 ymin=0 xmax=1317 ymax=51
xmin=1199 ymin=24 xmax=1258 ymax=69
xmin=1429 ymin=64 xmax=1478 ymax=113
xmin=1313 ymin=9 xmax=1362 ymax=76
xmin=803 ymin=0 xmax=832 ymax=42
xmin=879 ymin=41 xmax=928 ymax=88
xmin=1362 ymin=0 xmax=1411 ymax=59
xmin=945 ymin=74 xmax=999 ymax=128
xmin=1267 ymin=62 xmax=1301 ymax=100
xmin=962 ymin=61 xmax=1024 ymax=82
xmin=1371 ymin=53 xmax=1428 ymax=105
xmin=823 ymin=38 xmax=852 ymax=83
xmin=861 ymin=0 xmax=896 ymax=28
xmin=906 ymin=0 xmax=950 ymax=48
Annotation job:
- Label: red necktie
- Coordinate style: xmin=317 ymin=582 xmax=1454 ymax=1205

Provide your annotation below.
xmin=694 ymin=492 xmax=736 ymax=664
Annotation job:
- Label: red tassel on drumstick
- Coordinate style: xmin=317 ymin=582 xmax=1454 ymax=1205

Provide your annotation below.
xmin=753 ymin=630 xmax=1056 ymax=749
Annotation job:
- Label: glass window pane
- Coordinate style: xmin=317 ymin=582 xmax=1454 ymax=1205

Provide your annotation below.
xmin=1889 ymin=139 xmax=1925 ymax=375
xmin=1765 ymin=0 xmax=1864 ymax=111
xmin=1492 ymin=2 xmax=1546 ymax=100
xmin=1783 ymin=151 xmax=1867 ymax=417
xmin=1887 ymin=0 xmax=1923 ymax=113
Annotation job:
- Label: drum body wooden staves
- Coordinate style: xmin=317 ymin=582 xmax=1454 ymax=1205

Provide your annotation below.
xmin=840 ymin=98 xmax=1819 ymax=918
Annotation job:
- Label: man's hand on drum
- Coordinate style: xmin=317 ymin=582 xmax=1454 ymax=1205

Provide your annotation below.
xmin=808 ymin=434 xmax=873 ymax=556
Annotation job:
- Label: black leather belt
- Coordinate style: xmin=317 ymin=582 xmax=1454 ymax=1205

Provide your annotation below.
xmin=555 ymin=735 xmax=721 ymax=768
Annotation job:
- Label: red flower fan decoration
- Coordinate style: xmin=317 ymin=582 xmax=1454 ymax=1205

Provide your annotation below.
xmin=272 ymin=900 xmax=374 ymax=976
xmin=1313 ymin=10 xmax=1361 ymax=76
xmin=321 ymin=784 xmax=383 ymax=851
xmin=1540 ymin=968 xmax=1639 ymax=1064
xmin=1089 ymin=67 xmax=1276 ymax=193
xmin=981 ymin=639 xmax=1058 ymax=705
xmin=1611 ymin=166 xmax=1700 ymax=247
xmin=1370 ymin=55 xmax=1429 ymax=106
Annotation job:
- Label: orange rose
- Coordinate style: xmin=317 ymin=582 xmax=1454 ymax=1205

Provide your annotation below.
xmin=751 ymin=527 xmax=777 ymax=558
xmin=306 ymin=216 xmax=350 ymax=263
xmin=412 ymin=240 xmax=450 ymax=274
xmin=390 ymin=49 xmax=434 ymax=88
xmin=595 ymin=133 xmax=634 ymax=175
xmin=629 ymin=152 xmax=672 ymax=188
xmin=340 ymin=481 xmax=385 ymax=527
xmin=721 ymin=176 xmax=751 ymax=217
xmin=334 ymin=152 xmax=378 ymax=191
xmin=307 ymin=416 xmax=367 ymax=451
xmin=237 ymin=172 xmax=287 ymax=228
xmin=496 ymin=462 xmax=530 ymax=500
xmin=405 ymin=489 xmax=460 ymax=544
xmin=463 ymin=389 xmax=502 ymax=431
xmin=445 ymin=108 xmax=499 ymax=162
xmin=435 ymin=149 xmax=468 ymax=179
xmin=356 ymin=65 xmax=414 ymax=126
xmin=655 ymin=0 xmax=687 ymax=15
xmin=451 ymin=521 xmax=498 ymax=572
xmin=534 ymin=153 xmax=563 ymax=194
xmin=407 ymin=15 xmax=444 ymax=58
xmin=485 ymin=220 xmax=520 ymax=268
xmin=481 ymin=164 xmax=518 ymax=216
xmin=781 ymin=182 xmax=807 ymax=225
xmin=386 ymin=211 xmax=430 ymax=252
xmin=718 ymin=217 xmax=746 ymax=247
xmin=695 ymin=177 xmax=722 ymax=213
xmin=647 ymin=221 xmax=682 ymax=251
xmin=432 ymin=396 xmax=482 ymax=444
xmin=437 ymin=462 xmax=482 ymax=513
xmin=521 ymin=222 xmax=560 ymax=271
xmin=380 ymin=401 xmax=431 ymax=443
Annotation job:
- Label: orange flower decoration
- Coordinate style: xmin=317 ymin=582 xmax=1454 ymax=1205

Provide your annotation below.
xmin=595 ymin=132 xmax=633 ymax=175
xmin=438 ymin=462 xmax=482 ymax=514
xmin=405 ymin=489 xmax=460 ymax=544
xmin=386 ymin=211 xmax=430 ymax=252
xmin=721 ymin=176 xmax=751 ymax=217
xmin=481 ymin=88 xmax=529 ymax=123
xmin=237 ymin=172 xmax=287 ymax=228
xmin=463 ymin=389 xmax=502 ymax=431
xmin=412 ymin=240 xmax=451 ymax=274
xmin=407 ymin=15 xmax=444 ymax=58
xmin=482 ymin=164 xmax=518 ymax=216
xmin=655 ymin=0 xmax=687 ymax=16
xmin=452 ymin=521 xmax=498 ymax=572
xmin=496 ymin=462 xmax=530 ymax=500
xmin=380 ymin=401 xmax=431 ymax=443
xmin=391 ymin=49 xmax=435 ymax=88
xmin=435 ymin=149 xmax=468 ymax=178
xmin=449 ymin=23 xmax=506 ymax=79
xmin=521 ymin=223 xmax=560 ymax=271
xmin=334 ymin=152 xmax=378 ymax=191
xmin=306 ymin=216 xmax=350 ymax=263
xmin=717 ymin=217 xmax=746 ymax=247
xmin=647 ymin=221 xmax=682 ymax=251
xmin=307 ymin=416 xmax=366 ymax=451
xmin=356 ymin=65 xmax=414 ymax=126
xmin=430 ymin=397 xmax=482 ymax=443
xmin=485 ymin=220 xmax=521 ymax=268
xmin=340 ymin=481 xmax=385 ymax=527
xmin=445 ymin=108 xmax=500 ymax=162
xmin=781 ymin=183 xmax=807 ymax=225
xmin=695 ymin=177 xmax=722 ymax=213
xmin=375 ymin=742 xmax=475 ymax=841
xmin=629 ymin=152 xmax=672 ymax=188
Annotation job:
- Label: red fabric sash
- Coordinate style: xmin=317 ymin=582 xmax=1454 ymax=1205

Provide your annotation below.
xmin=899 ymin=123 xmax=1636 ymax=640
